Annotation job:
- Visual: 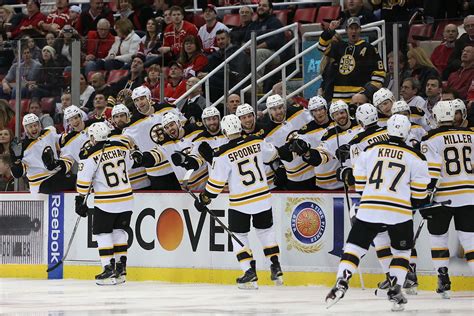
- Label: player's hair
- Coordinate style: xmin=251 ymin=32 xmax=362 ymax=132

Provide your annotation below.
xmin=407 ymin=47 xmax=435 ymax=69
xmin=169 ymin=5 xmax=184 ymax=15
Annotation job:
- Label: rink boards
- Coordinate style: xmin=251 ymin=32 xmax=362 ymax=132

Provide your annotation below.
xmin=0 ymin=192 xmax=473 ymax=290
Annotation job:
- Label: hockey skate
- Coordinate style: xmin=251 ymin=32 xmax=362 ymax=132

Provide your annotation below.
xmin=270 ymin=257 xmax=283 ymax=286
xmin=96 ymin=259 xmax=117 ymax=286
xmin=403 ymin=263 xmax=418 ymax=295
xmin=387 ymin=276 xmax=407 ymax=311
xmin=326 ymin=270 xmax=352 ymax=309
xmin=374 ymin=273 xmax=390 ymax=297
xmin=237 ymin=260 xmax=258 ymax=290
xmin=436 ymin=267 xmax=451 ymax=299
xmin=115 ymin=256 xmax=127 ymax=285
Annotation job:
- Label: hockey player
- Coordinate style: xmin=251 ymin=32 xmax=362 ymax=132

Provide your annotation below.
xmin=326 ymin=115 xmax=430 ymax=311
xmin=451 ymin=99 xmax=469 ymax=128
xmin=236 ymin=103 xmax=266 ymax=137
xmin=390 ymin=100 xmax=427 ymax=148
xmin=195 ymin=114 xmax=283 ymax=289
xmin=297 ymin=96 xmax=333 ymax=148
xmin=110 ymin=104 xmax=151 ymax=190
xmin=76 ymin=122 xmax=140 ymax=285
xmin=10 ymin=114 xmax=75 ymax=194
xmin=420 ymin=101 xmax=474 ymax=298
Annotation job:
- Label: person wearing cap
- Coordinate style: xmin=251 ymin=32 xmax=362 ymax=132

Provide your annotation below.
xmin=164 ymin=61 xmax=187 ymax=100
xmin=198 ymin=4 xmax=229 ymax=54
xmin=29 ymin=45 xmax=64 ymax=99
xmin=39 ymin=0 xmax=70 ymax=35
xmin=8 ymin=0 xmax=46 ymax=39
xmin=318 ymin=16 xmax=386 ymax=103
xmin=68 ymin=5 xmax=81 ymax=30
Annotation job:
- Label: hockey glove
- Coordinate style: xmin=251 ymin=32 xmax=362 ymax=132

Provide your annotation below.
xmin=75 ymin=195 xmax=89 ymax=217
xmin=276 ymin=143 xmax=294 ymax=162
xmin=335 ymin=144 xmax=350 ymax=162
xmin=130 ymin=149 xmax=143 ymax=167
xmin=171 ymin=152 xmax=199 ymax=170
xmin=194 ymin=192 xmax=211 ymax=212
xmin=289 ymin=138 xmax=310 ymax=156
xmin=198 ymin=142 xmax=214 ymax=164
xmin=141 ymin=151 xmax=156 ymax=168
xmin=10 ymin=137 xmax=23 ymax=160
xmin=42 ymin=146 xmax=60 ymax=171
xmin=336 ymin=166 xmax=355 ymax=186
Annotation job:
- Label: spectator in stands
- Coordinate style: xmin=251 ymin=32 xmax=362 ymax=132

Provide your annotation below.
xmin=45 ymin=32 xmax=56 ymax=47
xmin=88 ymin=92 xmax=112 ymax=122
xmin=400 ymin=77 xmax=425 ymax=109
xmin=178 ymin=35 xmax=208 ymax=79
xmin=116 ymin=0 xmax=154 ymax=32
xmin=424 ymin=76 xmax=443 ymax=127
xmin=104 ymin=18 xmax=141 ymax=71
xmin=84 ymin=18 xmax=115 ymax=76
xmin=152 ymin=0 xmax=170 ymax=18
xmin=143 ymin=64 xmax=162 ymax=99
xmin=79 ymin=73 xmax=95 ymax=112
xmin=448 ymin=45 xmax=474 ymax=100
xmin=164 ymin=61 xmax=186 ymax=101
xmin=29 ymin=45 xmax=63 ymax=99
xmin=0 ymin=154 xmax=14 ymax=191
xmin=28 ymin=99 xmax=54 ymax=128
xmin=159 ymin=5 xmax=198 ymax=62
xmin=68 ymin=5 xmax=81 ymax=30
xmin=407 ymin=47 xmax=439 ymax=97
xmin=339 ymin=0 xmax=377 ymax=26
xmin=444 ymin=15 xmax=474 ymax=79
xmin=0 ymin=128 xmax=13 ymax=154
xmin=198 ymin=4 xmax=229 ymax=54
xmin=53 ymin=24 xmax=81 ymax=69
xmin=226 ymin=93 xmax=241 ymax=115
xmin=110 ymin=53 xmax=146 ymax=96
xmin=88 ymin=72 xmax=113 ymax=104
xmin=8 ymin=0 xmax=46 ymax=40
xmin=0 ymin=100 xmax=15 ymax=131
xmin=385 ymin=51 xmax=409 ymax=93
xmin=0 ymin=5 xmax=19 ymax=40
xmin=431 ymin=24 xmax=458 ymax=75
xmin=177 ymin=76 xmax=205 ymax=123
xmin=141 ymin=18 xmax=163 ymax=67
xmin=39 ymin=0 xmax=70 ymax=36
xmin=441 ymin=87 xmax=460 ymax=100
xmin=349 ymin=93 xmax=369 ymax=114
xmin=24 ymin=35 xmax=41 ymax=61
xmin=76 ymin=0 xmax=115 ymax=37
xmin=0 ymin=32 xmax=14 ymax=74
xmin=1 ymin=46 xmax=41 ymax=100
xmin=230 ymin=5 xmax=253 ymax=47
xmin=55 ymin=92 xmax=88 ymax=131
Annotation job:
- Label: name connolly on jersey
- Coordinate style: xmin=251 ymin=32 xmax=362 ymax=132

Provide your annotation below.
xmin=228 ymin=143 xmax=261 ymax=162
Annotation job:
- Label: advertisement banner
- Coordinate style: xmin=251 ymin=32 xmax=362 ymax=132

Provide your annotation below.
xmin=48 ymin=193 xmax=64 ymax=279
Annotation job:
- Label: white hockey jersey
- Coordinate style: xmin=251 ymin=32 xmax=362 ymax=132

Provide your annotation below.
xmin=198 ymin=21 xmax=229 ymax=52
xmin=77 ymin=140 xmax=135 ymax=213
xmin=205 ymin=135 xmax=277 ymax=214
xmin=59 ymin=129 xmax=89 ymax=174
xmin=354 ymin=139 xmax=430 ymax=224
xmin=420 ymin=126 xmax=474 ymax=207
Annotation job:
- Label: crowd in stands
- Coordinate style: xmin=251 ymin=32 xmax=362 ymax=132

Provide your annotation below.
xmin=0 ymin=0 xmax=473 ymax=192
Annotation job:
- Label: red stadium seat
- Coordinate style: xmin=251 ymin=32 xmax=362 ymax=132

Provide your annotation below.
xmin=433 ymin=20 xmax=462 ymax=41
xmin=408 ymin=24 xmax=433 ymax=43
xmin=293 ymin=8 xmax=317 ymax=24
xmin=316 ymin=5 xmax=341 ymax=29
xmin=40 ymin=97 xmax=56 ymax=115
xmin=273 ymin=10 xmax=289 ymax=26
xmin=223 ymin=14 xmax=240 ymax=28
xmin=9 ymin=99 xmax=31 ymax=114
xmin=107 ymin=69 xmax=128 ymax=84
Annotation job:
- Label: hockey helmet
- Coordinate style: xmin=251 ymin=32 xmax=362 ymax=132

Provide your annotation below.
xmin=162 ymin=111 xmax=180 ymax=128
xmin=432 ymin=101 xmax=455 ymax=123
xmin=307 ymin=95 xmax=327 ymax=111
xmin=391 ymin=100 xmax=410 ymax=115
xmin=355 ymin=103 xmax=378 ymax=127
xmin=329 ymin=100 xmax=349 ymax=120
xmin=22 ymin=113 xmax=40 ymax=127
xmin=236 ymin=103 xmax=254 ymax=117
xmin=451 ymin=99 xmax=467 ymax=120
xmin=373 ymin=88 xmax=395 ymax=108
xmin=202 ymin=106 xmax=221 ymax=120
xmin=112 ymin=103 xmax=131 ymax=118
xmin=266 ymin=94 xmax=285 ymax=110
xmin=64 ymin=105 xmax=82 ymax=121
xmin=131 ymin=85 xmax=151 ymax=101
xmin=221 ymin=114 xmax=242 ymax=137
xmin=387 ymin=114 xmax=411 ymax=140
xmin=88 ymin=122 xmax=110 ymax=142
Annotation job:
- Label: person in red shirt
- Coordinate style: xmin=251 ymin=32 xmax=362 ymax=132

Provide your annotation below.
xmin=84 ymin=18 xmax=115 ymax=75
xmin=88 ymin=93 xmax=113 ymax=123
xmin=178 ymin=35 xmax=208 ymax=79
xmin=164 ymin=61 xmax=187 ymax=101
xmin=159 ymin=5 xmax=198 ymax=61
xmin=8 ymin=0 xmax=46 ymax=39
xmin=431 ymin=24 xmax=458 ymax=75
xmin=39 ymin=0 xmax=70 ymax=36
xmin=448 ymin=45 xmax=474 ymax=100
xmin=76 ymin=0 xmax=115 ymax=37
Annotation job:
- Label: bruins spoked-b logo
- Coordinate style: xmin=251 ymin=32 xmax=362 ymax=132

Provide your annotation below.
xmin=339 ymin=54 xmax=356 ymax=75
xmin=150 ymin=123 xmax=165 ymax=144
xmin=285 ymin=198 xmax=325 ymax=253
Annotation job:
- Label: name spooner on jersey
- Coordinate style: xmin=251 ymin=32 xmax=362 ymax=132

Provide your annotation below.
xmin=228 ymin=143 xmax=261 ymax=162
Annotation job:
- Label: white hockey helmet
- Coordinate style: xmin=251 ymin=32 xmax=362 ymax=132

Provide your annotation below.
xmin=88 ymin=122 xmax=110 ymax=142
xmin=22 ymin=113 xmax=40 ymax=127
xmin=355 ymin=103 xmax=378 ymax=127
xmin=266 ymin=94 xmax=285 ymax=110
xmin=387 ymin=114 xmax=411 ymax=140
xmin=221 ymin=114 xmax=242 ymax=137
xmin=432 ymin=101 xmax=455 ymax=123
xmin=373 ymin=88 xmax=395 ymax=108
xmin=236 ymin=103 xmax=254 ymax=117
xmin=111 ymin=103 xmax=130 ymax=118
xmin=329 ymin=100 xmax=349 ymax=120
xmin=64 ymin=105 xmax=82 ymax=121
xmin=391 ymin=100 xmax=410 ymax=115
xmin=202 ymin=106 xmax=221 ymax=120
xmin=131 ymin=85 xmax=152 ymax=101
xmin=451 ymin=99 xmax=467 ymax=120
xmin=307 ymin=95 xmax=327 ymax=111
xmin=162 ymin=111 xmax=180 ymax=128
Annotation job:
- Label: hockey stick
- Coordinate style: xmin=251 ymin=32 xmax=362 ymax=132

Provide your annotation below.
xmin=412 ymin=199 xmax=451 ymax=247
xmin=46 ymin=143 xmax=108 ymax=272
xmin=182 ymin=170 xmax=245 ymax=247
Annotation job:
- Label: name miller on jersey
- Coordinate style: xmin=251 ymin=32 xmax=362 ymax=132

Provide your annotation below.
xmin=228 ymin=143 xmax=261 ymax=162
xmin=93 ymin=148 xmax=127 ymax=163
xmin=378 ymin=147 xmax=403 ymax=160
xmin=443 ymin=134 xmax=472 ymax=145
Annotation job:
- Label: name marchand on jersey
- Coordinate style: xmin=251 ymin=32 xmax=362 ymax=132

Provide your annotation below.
xmin=354 ymin=139 xmax=430 ymax=225
xmin=421 ymin=126 xmax=474 ymax=207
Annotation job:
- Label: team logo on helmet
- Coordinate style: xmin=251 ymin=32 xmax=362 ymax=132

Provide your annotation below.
xmin=339 ymin=54 xmax=356 ymax=75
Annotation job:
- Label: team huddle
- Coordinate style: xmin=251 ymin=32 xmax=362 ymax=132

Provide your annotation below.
xmin=8 ymin=84 xmax=473 ymax=310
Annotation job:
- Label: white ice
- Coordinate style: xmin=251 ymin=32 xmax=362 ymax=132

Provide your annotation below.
xmin=0 ymin=279 xmax=473 ymax=315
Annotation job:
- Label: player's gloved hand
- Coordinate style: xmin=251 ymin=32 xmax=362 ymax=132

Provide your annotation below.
xmin=198 ymin=142 xmax=214 ymax=164
xmin=141 ymin=151 xmax=156 ymax=168
xmin=171 ymin=151 xmax=199 ymax=170
xmin=289 ymin=138 xmax=310 ymax=156
xmin=75 ymin=195 xmax=89 ymax=217
xmin=194 ymin=192 xmax=211 ymax=212
xmin=276 ymin=143 xmax=293 ymax=162
xmin=10 ymin=137 xmax=23 ymax=160
xmin=42 ymin=146 xmax=60 ymax=171
xmin=130 ymin=149 xmax=143 ymax=166
xmin=273 ymin=165 xmax=288 ymax=188
xmin=336 ymin=166 xmax=355 ymax=186
xmin=335 ymin=144 xmax=350 ymax=162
